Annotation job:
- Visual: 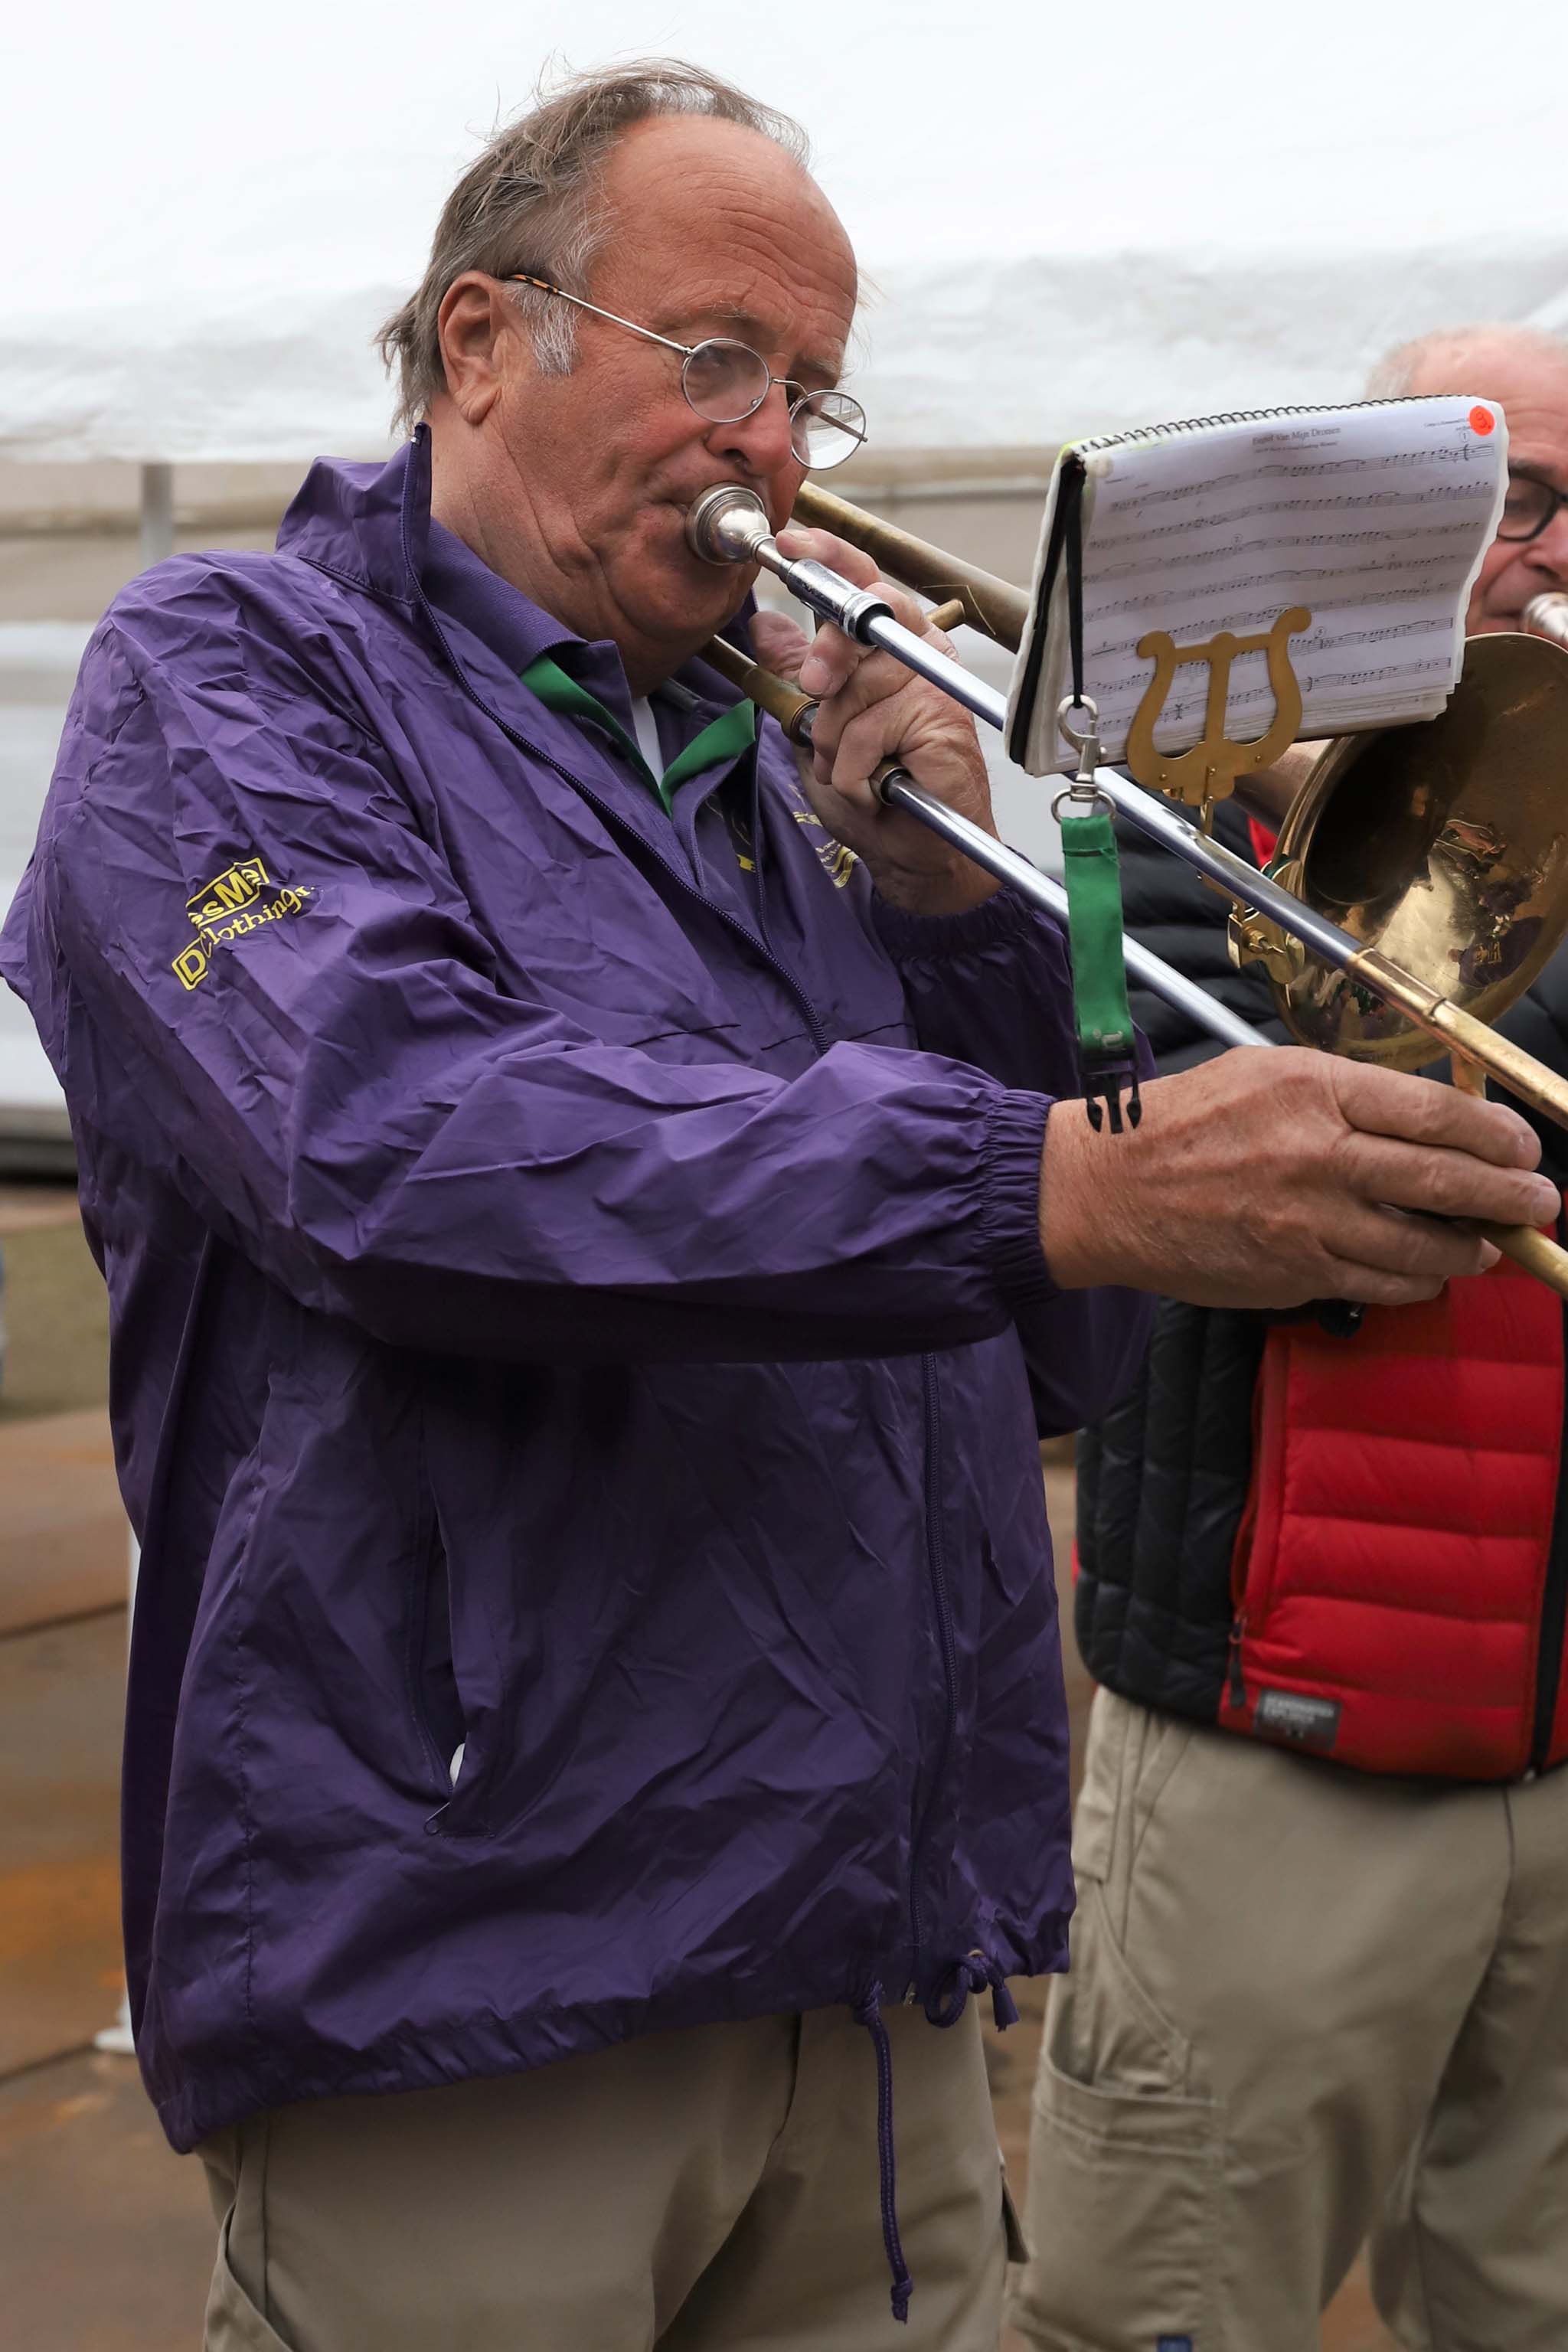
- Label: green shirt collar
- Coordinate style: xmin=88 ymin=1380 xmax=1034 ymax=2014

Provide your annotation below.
xmin=520 ymin=652 xmax=756 ymax=815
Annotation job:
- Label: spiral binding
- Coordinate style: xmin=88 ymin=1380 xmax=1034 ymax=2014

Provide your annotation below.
xmin=1075 ymin=395 xmax=1438 ymax=456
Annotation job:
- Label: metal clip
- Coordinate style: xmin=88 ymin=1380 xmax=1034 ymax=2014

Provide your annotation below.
xmin=1054 ymin=694 xmax=1115 ymax=827
xmin=1056 ymin=693 xmax=1103 ymax=782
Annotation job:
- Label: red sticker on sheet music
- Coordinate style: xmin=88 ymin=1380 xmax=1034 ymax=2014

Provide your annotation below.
xmin=1469 ymin=406 xmax=1495 ymax=434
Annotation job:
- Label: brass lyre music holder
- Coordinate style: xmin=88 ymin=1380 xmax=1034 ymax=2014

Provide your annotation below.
xmin=1123 ymin=605 xmax=1312 ymax=812
xmin=1122 ymin=604 xmax=1313 ymax=984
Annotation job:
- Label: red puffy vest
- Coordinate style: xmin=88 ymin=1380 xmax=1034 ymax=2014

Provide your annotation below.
xmin=1223 ymin=1240 xmax=1568 ymax=1779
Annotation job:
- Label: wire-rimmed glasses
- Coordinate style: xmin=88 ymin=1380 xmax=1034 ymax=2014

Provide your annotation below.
xmin=508 ymin=273 xmax=867 ymax=469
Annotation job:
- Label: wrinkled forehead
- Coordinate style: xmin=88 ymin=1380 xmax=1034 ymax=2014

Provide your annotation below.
xmin=595 ymin=116 xmax=858 ymax=376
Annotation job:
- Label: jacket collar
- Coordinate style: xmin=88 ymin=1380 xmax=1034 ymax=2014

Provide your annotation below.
xmin=422 ymin=518 xmax=574 ymax=676
xmin=275 ymin=434 xmax=430 ymax=606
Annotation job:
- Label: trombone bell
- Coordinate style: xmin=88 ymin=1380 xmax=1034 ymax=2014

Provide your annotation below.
xmin=1250 ymin=634 xmax=1568 ymax=1070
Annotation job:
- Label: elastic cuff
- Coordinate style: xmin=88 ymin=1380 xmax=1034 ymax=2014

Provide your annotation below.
xmin=871 ymin=881 xmax=1039 ymax=963
xmin=978 ymin=1088 xmax=1057 ymax=1313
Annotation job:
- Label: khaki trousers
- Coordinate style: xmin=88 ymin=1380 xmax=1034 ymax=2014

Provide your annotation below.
xmin=1010 ymin=1689 xmax=1568 ymax=2352
xmin=200 ymin=1999 xmax=1014 ymax=2351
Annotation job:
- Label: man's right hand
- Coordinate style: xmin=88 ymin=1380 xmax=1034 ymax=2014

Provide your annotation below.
xmin=1038 ymin=1049 xmax=1560 ymax=1310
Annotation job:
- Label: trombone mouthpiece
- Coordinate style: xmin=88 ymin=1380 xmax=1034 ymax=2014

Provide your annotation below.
xmin=686 ymin=484 xmax=771 ymax=566
xmin=1524 ymin=592 xmax=1568 ymax=650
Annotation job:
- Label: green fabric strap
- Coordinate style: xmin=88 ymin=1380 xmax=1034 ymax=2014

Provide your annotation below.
xmin=1057 ymin=802 xmax=1138 ymax=1063
xmin=520 ymin=653 xmax=755 ymax=815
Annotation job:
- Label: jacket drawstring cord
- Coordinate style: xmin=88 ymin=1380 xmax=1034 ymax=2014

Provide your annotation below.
xmin=852 ymin=1954 xmax=1014 ymax=2324
xmin=852 ymin=1982 xmax=913 ymax=2325
xmin=926 ymin=1950 xmax=1020 ymax=2034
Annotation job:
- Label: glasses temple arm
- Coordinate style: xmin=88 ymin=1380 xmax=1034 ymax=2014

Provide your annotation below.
xmin=506 ymin=276 xmax=693 ymax=361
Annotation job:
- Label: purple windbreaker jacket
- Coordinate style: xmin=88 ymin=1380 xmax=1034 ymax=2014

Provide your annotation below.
xmin=1 ymin=435 xmax=1148 ymax=2154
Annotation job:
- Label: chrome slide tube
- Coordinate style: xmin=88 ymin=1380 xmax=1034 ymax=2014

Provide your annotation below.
xmin=877 ymin=770 xmax=1269 ymax=1050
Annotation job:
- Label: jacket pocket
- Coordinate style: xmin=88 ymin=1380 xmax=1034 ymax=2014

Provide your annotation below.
xmin=1056 ymin=1880 xmax=1194 ymax=2096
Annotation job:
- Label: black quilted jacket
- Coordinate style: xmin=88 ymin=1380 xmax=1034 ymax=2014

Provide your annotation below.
xmin=1076 ymin=808 xmax=1568 ymax=1724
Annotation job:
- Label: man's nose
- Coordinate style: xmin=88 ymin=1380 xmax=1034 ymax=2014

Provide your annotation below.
xmin=709 ymin=382 xmax=799 ymax=485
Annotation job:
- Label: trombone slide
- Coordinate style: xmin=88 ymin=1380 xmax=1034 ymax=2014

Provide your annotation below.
xmin=688 ymin=483 xmax=1568 ymax=1136
xmin=701 ymin=625 xmax=1263 ymax=1050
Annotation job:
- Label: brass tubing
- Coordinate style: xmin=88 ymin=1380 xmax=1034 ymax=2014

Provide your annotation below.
xmin=702 ymin=634 xmax=815 ymax=742
xmin=1449 ymin=1055 xmax=1568 ymax=1298
xmin=793 ymin=482 xmax=1029 ymax=647
xmin=1477 ymin=1223 xmax=1568 ymax=1296
xmin=1354 ymin=952 xmax=1568 ymax=1134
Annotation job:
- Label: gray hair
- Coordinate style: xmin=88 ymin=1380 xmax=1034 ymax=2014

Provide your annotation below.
xmin=377 ymin=60 xmax=810 ymax=436
xmin=1367 ymin=322 xmax=1568 ymax=397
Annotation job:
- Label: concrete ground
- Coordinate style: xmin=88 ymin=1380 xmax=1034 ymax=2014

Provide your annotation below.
xmin=0 ymin=1187 xmax=215 ymax=2346
xmin=0 ymin=1181 xmax=1394 ymax=2349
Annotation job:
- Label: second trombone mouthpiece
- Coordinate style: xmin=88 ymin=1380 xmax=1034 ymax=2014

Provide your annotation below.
xmin=686 ymin=483 xmax=772 ymax=565
xmin=1524 ymin=592 xmax=1568 ymax=650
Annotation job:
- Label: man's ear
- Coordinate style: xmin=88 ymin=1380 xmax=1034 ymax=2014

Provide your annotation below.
xmin=435 ymin=274 xmax=520 ymax=425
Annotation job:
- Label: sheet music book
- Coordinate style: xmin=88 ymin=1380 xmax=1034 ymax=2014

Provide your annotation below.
xmin=1005 ymin=398 xmax=1508 ymax=777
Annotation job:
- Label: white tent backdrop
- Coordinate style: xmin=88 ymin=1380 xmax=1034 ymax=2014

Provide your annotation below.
xmin=5 ymin=0 xmax=1567 ymax=465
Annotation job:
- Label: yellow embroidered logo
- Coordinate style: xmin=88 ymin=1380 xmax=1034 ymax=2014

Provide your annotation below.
xmin=172 ymin=857 xmax=315 ymax=990
xmin=792 ymin=807 xmax=858 ymax=890
xmin=185 ymin=856 xmax=270 ymax=929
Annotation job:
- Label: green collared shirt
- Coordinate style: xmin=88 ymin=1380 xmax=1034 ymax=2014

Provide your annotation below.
xmin=520 ymin=654 xmax=756 ymax=816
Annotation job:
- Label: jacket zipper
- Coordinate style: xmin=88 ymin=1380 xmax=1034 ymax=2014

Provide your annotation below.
xmin=906 ymin=1354 xmax=959 ymax=1989
xmin=1223 ymin=1324 xmax=1279 ymax=1723
xmin=396 ymin=501 xmax=956 ymax=1971
xmin=1226 ymin=1611 xmax=1247 ymax=1714
xmin=1528 ymin=1262 xmax=1568 ymax=1772
xmin=472 ymin=704 xmax=959 ymax=1956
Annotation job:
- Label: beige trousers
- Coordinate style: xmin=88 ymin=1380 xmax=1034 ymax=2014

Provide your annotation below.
xmin=1010 ymin=1688 xmax=1568 ymax=2352
xmin=200 ymin=1998 xmax=1016 ymax=2352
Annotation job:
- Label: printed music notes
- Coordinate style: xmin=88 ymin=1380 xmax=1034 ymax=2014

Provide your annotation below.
xmin=1007 ymin=399 xmax=1508 ymax=776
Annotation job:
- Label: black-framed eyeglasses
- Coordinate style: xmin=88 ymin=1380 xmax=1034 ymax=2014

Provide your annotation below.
xmin=507 ymin=273 xmax=867 ymax=470
xmin=1498 ymin=470 xmax=1568 ymax=544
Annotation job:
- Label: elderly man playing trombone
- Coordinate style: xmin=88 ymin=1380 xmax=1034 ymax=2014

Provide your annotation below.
xmin=2 ymin=64 xmax=1557 ymax=2352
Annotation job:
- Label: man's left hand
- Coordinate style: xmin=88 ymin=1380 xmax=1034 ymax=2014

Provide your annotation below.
xmin=749 ymin=525 xmax=1000 ymax=917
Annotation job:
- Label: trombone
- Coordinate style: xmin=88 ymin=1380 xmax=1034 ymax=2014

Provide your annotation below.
xmin=688 ymin=482 xmax=1568 ymax=1298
